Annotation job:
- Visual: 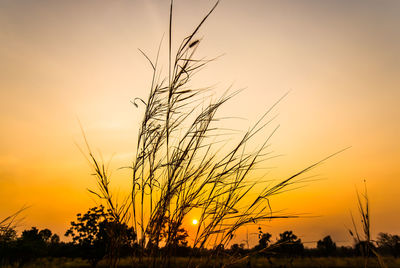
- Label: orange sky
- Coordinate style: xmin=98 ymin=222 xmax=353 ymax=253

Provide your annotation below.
xmin=1 ymin=0 xmax=399 ymax=247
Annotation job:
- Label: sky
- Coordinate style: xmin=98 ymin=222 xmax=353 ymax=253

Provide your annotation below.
xmin=1 ymin=0 xmax=399 ymax=247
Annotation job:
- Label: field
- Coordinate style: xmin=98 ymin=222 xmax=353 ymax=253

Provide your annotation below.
xmin=4 ymin=257 xmax=400 ymax=268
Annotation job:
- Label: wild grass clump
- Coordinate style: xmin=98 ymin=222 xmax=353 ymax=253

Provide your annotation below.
xmin=0 ymin=207 xmax=27 ymax=243
xmin=79 ymin=1 xmax=344 ymax=267
xmin=349 ymin=181 xmax=387 ymax=268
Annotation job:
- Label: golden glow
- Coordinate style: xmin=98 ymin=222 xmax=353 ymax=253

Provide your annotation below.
xmin=192 ymin=219 xmax=198 ymax=225
xmin=0 ymin=0 xmax=399 ymax=246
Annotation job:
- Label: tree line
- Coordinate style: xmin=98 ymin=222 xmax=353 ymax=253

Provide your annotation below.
xmin=1 ymin=206 xmax=399 ymax=267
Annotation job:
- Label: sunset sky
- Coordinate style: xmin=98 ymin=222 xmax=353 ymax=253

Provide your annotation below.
xmin=1 ymin=0 xmax=399 ymax=247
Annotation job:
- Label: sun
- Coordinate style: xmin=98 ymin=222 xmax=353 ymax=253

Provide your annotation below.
xmin=192 ymin=219 xmax=198 ymax=225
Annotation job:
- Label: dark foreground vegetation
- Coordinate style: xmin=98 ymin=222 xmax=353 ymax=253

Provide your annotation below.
xmin=1 ymin=207 xmax=400 ymax=267
xmin=2 ymin=257 xmax=400 ymax=268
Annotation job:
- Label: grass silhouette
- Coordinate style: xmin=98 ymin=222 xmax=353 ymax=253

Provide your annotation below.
xmin=78 ymin=1 xmax=347 ymax=267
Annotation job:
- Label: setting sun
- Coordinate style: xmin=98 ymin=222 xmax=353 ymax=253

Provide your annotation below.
xmin=192 ymin=219 xmax=198 ymax=225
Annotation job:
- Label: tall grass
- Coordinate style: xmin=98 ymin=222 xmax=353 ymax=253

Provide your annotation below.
xmin=0 ymin=206 xmax=27 ymax=256
xmin=80 ymin=1 xmax=345 ymax=267
xmin=349 ymin=181 xmax=387 ymax=268
xmin=0 ymin=207 xmax=27 ymax=240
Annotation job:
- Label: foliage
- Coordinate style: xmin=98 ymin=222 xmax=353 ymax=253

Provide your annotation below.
xmin=230 ymin=243 xmax=246 ymax=256
xmin=254 ymin=227 xmax=272 ymax=252
xmin=0 ymin=226 xmax=61 ymax=266
xmin=317 ymin=235 xmax=337 ymax=256
xmin=0 ymin=227 xmax=16 ymax=243
xmin=2 ymin=224 xmax=400 ymax=267
xmin=65 ymin=205 xmax=136 ymax=267
xmin=17 ymin=227 xmax=50 ymax=261
xmin=274 ymin=231 xmax=304 ymax=256
xmin=159 ymin=217 xmax=188 ymax=248
xmin=376 ymin=232 xmax=400 ymax=258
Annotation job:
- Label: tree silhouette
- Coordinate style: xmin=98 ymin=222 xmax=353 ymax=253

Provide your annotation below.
xmin=376 ymin=232 xmax=400 ymax=258
xmin=16 ymin=227 xmax=54 ymax=264
xmin=230 ymin=243 xmax=246 ymax=256
xmin=39 ymin=228 xmax=53 ymax=243
xmin=317 ymin=235 xmax=336 ymax=256
xmin=275 ymin=231 xmax=304 ymax=256
xmin=0 ymin=227 xmax=16 ymax=243
xmin=65 ymin=206 xmax=136 ymax=267
xmin=254 ymin=227 xmax=272 ymax=251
